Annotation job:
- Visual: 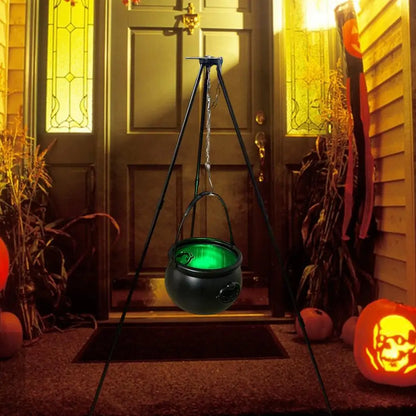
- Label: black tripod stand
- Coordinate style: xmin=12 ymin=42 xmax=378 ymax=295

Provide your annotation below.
xmin=88 ymin=56 xmax=332 ymax=416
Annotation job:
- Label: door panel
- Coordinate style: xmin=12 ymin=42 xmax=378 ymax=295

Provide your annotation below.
xmin=130 ymin=165 xmax=182 ymax=269
xmin=205 ymin=167 xmax=250 ymax=266
xmin=203 ymin=31 xmax=251 ymax=129
xmin=46 ymin=165 xmax=94 ymax=217
xmin=110 ymin=0 xmax=274 ymax=312
xmin=205 ymin=0 xmax=250 ymax=9
xmin=131 ymin=29 xmax=180 ymax=129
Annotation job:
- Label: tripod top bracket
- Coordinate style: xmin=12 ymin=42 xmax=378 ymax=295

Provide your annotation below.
xmin=186 ymin=55 xmax=223 ymax=69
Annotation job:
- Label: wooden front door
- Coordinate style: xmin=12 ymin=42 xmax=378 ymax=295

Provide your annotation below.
xmin=109 ymin=0 xmax=279 ymax=313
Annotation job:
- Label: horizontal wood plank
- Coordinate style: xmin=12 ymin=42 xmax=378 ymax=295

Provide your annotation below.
xmin=362 ymin=21 xmax=401 ymax=71
xmin=377 ymin=280 xmax=408 ymax=303
xmin=374 ymin=254 xmax=406 ymax=288
xmin=359 ymin=0 xmax=401 ymax=52
xmin=374 ymin=206 xmax=406 ymax=233
xmin=374 ymin=231 xmax=406 ymax=262
xmin=374 ymin=180 xmax=406 ymax=207
xmin=367 ymin=70 xmax=403 ymax=113
xmin=374 ymin=152 xmax=405 ymax=183
xmin=358 ymin=0 xmax=393 ymax=35
xmin=365 ymin=46 xmax=403 ymax=93
xmin=371 ymin=125 xmax=405 ymax=158
xmin=369 ymin=98 xmax=404 ymax=136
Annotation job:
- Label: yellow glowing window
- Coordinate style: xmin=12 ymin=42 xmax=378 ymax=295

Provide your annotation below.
xmin=46 ymin=0 xmax=94 ymax=133
xmin=284 ymin=0 xmax=336 ymax=136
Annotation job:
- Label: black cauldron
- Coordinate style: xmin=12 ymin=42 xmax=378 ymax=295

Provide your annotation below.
xmin=165 ymin=192 xmax=243 ymax=315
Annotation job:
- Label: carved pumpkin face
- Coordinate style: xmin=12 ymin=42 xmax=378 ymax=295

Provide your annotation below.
xmin=373 ymin=314 xmax=416 ymax=372
xmin=354 ymin=299 xmax=416 ymax=386
xmin=342 ymin=18 xmax=362 ymax=59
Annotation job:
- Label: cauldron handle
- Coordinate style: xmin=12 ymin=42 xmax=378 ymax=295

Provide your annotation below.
xmin=175 ymin=191 xmax=235 ymax=245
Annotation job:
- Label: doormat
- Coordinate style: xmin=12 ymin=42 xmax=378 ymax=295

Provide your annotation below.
xmin=74 ymin=321 xmax=288 ymax=362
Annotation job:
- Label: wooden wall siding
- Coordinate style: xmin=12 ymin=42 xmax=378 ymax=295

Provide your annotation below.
xmin=0 ymin=0 xmax=8 ymax=130
xmin=408 ymin=0 xmax=416 ymax=305
xmin=6 ymin=0 xmax=25 ymax=127
xmin=358 ymin=0 xmax=415 ymax=304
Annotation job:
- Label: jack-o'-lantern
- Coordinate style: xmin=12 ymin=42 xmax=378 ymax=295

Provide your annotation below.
xmin=295 ymin=307 xmax=333 ymax=341
xmin=354 ymin=299 xmax=416 ymax=386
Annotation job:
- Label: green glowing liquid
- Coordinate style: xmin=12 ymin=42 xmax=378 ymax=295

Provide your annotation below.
xmin=175 ymin=243 xmax=237 ymax=269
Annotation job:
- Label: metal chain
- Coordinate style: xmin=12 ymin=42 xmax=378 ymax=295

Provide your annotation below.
xmin=205 ymin=67 xmax=214 ymax=192
xmin=210 ymin=80 xmax=221 ymax=109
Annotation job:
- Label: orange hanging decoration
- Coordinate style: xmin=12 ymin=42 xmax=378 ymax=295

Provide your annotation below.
xmin=354 ymin=299 xmax=416 ymax=387
xmin=335 ymin=1 xmax=374 ymax=241
xmin=0 ymin=237 xmax=9 ymax=292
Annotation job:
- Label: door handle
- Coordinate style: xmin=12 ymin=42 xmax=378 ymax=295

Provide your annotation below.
xmin=254 ymin=131 xmax=266 ymax=183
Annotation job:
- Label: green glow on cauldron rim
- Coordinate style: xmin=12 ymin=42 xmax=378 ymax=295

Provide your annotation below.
xmin=174 ymin=242 xmax=238 ymax=270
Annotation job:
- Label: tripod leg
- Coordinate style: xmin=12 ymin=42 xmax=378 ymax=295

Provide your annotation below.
xmin=215 ymin=66 xmax=333 ymax=416
xmin=88 ymin=62 xmax=205 ymax=416
xmin=191 ymin=65 xmax=210 ymax=236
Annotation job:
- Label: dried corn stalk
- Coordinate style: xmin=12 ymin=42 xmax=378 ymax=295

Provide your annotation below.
xmin=295 ymin=62 xmax=375 ymax=331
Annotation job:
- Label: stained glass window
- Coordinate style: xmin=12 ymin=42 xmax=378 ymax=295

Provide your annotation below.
xmin=284 ymin=0 xmax=336 ymax=136
xmin=46 ymin=0 xmax=94 ymax=133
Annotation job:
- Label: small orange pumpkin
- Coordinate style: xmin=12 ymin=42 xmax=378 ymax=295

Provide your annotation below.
xmin=341 ymin=316 xmax=358 ymax=346
xmin=0 ymin=237 xmax=9 ymax=292
xmin=295 ymin=307 xmax=333 ymax=341
xmin=354 ymin=299 xmax=416 ymax=386
xmin=0 ymin=312 xmax=23 ymax=358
